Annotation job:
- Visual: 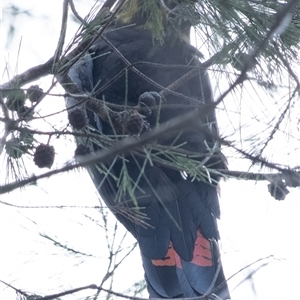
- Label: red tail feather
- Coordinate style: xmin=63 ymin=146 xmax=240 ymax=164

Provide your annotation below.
xmin=152 ymin=230 xmax=213 ymax=268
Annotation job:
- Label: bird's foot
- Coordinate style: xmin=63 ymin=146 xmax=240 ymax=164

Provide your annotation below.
xmin=137 ymin=91 xmax=166 ymax=118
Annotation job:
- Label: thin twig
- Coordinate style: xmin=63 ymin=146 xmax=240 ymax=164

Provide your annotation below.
xmin=0 ymin=0 xmax=127 ymax=90
xmin=69 ymin=0 xmax=85 ymax=23
xmin=53 ymin=0 xmax=69 ymax=68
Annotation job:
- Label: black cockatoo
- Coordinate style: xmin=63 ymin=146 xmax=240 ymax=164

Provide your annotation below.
xmin=66 ymin=0 xmax=230 ymax=298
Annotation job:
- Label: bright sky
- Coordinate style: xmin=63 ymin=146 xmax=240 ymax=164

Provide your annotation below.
xmin=1 ymin=1 xmax=300 ymax=299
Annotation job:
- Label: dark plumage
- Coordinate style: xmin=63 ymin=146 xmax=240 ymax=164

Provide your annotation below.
xmin=66 ymin=1 xmax=230 ymax=298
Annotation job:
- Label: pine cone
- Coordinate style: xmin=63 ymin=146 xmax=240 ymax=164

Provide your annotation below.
xmin=33 ymin=144 xmax=55 ymax=168
xmin=110 ymin=113 xmax=124 ymax=134
xmin=27 ymin=85 xmax=43 ymax=102
xmin=125 ymin=112 xmax=144 ymax=135
xmin=6 ymin=90 xmax=26 ymax=111
xmin=5 ymin=138 xmax=25 ymax=159
xmin=75 ymin=144 xmax=90 ymax=157
xmin=17 ymin=106 xmax=34 ymax=121
xmin=268 ymin=180 xmax=289 ymax=201
xmin=68 ymin=109 xmax=87 ymax=130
